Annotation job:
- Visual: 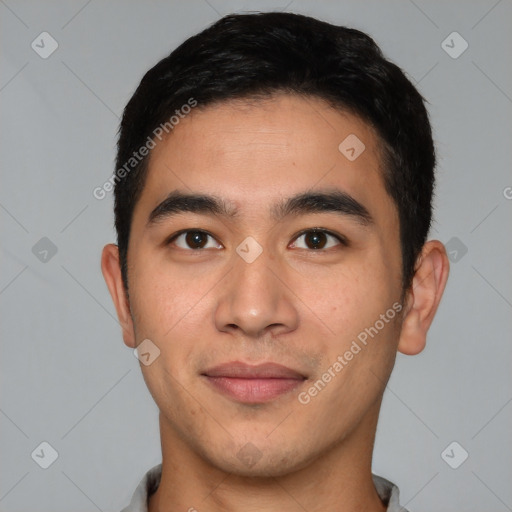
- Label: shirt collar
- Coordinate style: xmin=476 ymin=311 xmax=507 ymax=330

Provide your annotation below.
xmin=121 ymin=463 xmax=409 ymax=512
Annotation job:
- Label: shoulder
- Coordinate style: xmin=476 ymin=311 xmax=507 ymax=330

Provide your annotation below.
xmin=120 ymin=464 xmax=162 ymax=512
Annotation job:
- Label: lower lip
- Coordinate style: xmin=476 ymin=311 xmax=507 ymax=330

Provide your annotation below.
xmin=203 ymin=376 xmax=305 ymax=403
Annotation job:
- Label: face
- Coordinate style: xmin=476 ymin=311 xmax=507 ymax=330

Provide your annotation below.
xmin=118 ymin=94 xmax=406 ymax=476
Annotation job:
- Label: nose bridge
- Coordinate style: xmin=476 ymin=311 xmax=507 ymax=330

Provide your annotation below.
xmin=234 ymin=246 xmax=278 ymax=303
xmin=214 ymin=244 xmax=299 ymax=336
xmin=231 ymin=246 xmax=277 ymax=314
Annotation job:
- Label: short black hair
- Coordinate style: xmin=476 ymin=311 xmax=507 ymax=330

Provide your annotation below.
xmin=114 ymin=11 xmax=435 ymax=295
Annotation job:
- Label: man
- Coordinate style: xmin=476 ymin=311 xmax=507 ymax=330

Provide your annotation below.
xmin=102 ymin=11 xmax=449 ymax=512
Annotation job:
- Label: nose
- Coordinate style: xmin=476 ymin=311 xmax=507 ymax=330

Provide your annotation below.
xmin=214 ymin=248 xmax=300 ymax=339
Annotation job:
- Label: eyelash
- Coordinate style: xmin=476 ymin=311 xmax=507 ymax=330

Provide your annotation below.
xmin=290 ymin=228 xmax=348 ymax=250
xmin=166 ymin=228 xmax=348 ymax=251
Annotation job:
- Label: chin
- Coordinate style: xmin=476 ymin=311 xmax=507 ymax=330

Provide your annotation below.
xmin=205 ymin=442 xmax=313 ymax=479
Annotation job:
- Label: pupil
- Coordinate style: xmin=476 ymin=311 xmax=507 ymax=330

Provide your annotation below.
xmin=306 ymin=231 xmax=326 ymax=249
xmin=186 ymin=231 xmax=206 ymax=248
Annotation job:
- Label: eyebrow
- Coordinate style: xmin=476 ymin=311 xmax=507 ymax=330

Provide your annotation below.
xmin=273 ymin=190 xmax=373 ymax=226
xmin=147 ymin=189 xmax=373 ymax=227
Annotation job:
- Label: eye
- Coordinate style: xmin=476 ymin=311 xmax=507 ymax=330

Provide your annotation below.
xmin=169 ymin=230 xmax=222 ymax=250
xmin=290 ymin=229 xmax=345 ymax=250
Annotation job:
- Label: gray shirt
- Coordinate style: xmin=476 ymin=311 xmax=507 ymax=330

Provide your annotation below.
xmin=120 ymin=463 xmax=410 ymax=512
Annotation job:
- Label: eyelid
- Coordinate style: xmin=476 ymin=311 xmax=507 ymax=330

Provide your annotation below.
xmin=290 ymin=228 xmax=349 ymax=248
xmin=166 ymin=229 xmax=223 ymax=249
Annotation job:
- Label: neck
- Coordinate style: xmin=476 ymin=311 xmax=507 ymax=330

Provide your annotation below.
xmin=148 ymin=401 xmax=387 ymax=512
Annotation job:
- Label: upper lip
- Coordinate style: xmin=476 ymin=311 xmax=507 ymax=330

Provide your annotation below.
xmin=202 ymin=361 xmax=306 ymax=379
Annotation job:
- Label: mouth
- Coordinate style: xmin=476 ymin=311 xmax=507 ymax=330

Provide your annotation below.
xmin=201 ymin=361 xmax=307 ymax=404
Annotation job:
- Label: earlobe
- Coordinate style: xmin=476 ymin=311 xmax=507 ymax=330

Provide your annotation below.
xmin=397 ymin=240 xmax=450 ymax=356
xmin=101 ymin=244 xmax=136 ymax=348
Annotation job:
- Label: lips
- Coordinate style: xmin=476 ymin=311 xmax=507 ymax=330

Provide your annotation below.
xmin=203 ymin=361 xmax=306 ymax=379
xmin=201 ymin=361 xmax=307 ymax=403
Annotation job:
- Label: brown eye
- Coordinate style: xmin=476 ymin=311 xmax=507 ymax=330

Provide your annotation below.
xmin=290 ymin=229 xmax=344 ymax=250
xmin=185 ymin=231 xmax=208 ymax=248
xmin=171 ymin=230 xmax=222 ymax=250
xmin=304 ymin=231 xmax=328 ymax=249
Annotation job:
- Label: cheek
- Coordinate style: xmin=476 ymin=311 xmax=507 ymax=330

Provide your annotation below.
xmin=129 ymin=250 xmax=214 ymax=336
xmin=128 ymin=254 xmax=225 ymax=381
xmin=294 ymin=256 xmax=396 ymax=340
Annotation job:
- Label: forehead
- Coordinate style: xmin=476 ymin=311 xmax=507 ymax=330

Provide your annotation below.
xmin=133 ymin=93 xmax=396 ymax=230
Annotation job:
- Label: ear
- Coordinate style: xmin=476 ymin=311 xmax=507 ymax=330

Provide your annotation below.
xmin=397 ymin=240 xmax=450 ymax=355
xmin=101 ymin=244 xmax=136 ymax=348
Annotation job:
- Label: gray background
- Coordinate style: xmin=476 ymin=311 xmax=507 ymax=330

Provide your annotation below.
xmin=1 ymin=1 xmax=511 ymax=511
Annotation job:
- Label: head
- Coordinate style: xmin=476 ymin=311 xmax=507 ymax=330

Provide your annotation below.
xmin=102 ymin=12 xmax=449 ymax=477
